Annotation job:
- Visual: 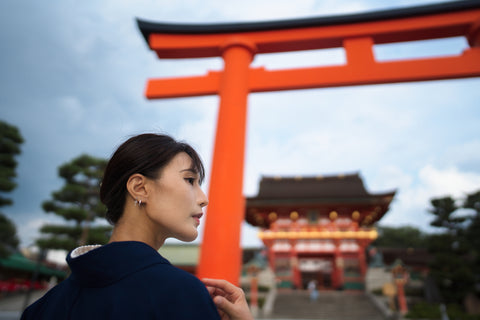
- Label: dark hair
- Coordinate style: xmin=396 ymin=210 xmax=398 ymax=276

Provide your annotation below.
xmin=100 ymin=133 xmax=205 ymax=224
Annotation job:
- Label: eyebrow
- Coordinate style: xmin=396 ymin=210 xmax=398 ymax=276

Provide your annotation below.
xmin=180 ymin=168 xmax=199 ymax=175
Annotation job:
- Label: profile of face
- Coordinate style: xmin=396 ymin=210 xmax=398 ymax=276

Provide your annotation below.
xmin=143 ymin=152 xmax=208 ymax=243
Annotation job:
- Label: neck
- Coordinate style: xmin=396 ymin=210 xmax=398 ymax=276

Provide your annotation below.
xmin=109 ymin=205 xmax=166 ymax=250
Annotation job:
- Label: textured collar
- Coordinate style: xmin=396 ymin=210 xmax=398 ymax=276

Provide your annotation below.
xmin=70 ymin=244 xmax=102 ymax=258
xmin=67 ymin=241 xmax=170 ymax=287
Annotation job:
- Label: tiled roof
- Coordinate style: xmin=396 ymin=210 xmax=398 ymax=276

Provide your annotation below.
xmin=249 ymin=173 xmax=395 ymax=201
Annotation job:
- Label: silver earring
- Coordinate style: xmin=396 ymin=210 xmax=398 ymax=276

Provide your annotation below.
xmin=134 ymin=199 xmax=139 ymax=206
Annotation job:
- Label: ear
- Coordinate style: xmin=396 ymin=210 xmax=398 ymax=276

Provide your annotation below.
xmin=126 ymin=173 xmax=148 ymax=202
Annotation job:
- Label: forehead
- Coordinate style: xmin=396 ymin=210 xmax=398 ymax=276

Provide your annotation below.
xmin=165 ymin=152 xmax=195 ymax=172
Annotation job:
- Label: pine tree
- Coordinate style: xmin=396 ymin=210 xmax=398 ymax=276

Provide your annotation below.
xmin=373 ymin=225 xmax=427 ymax=248
xmin=427 ymin=192 xmax=480 ymax=304
xmin=0 ymin=213 xmax=19 ymax=258
xmin=0 ymin=120 xmax=24 ymax=206
xmin=0 ymin=120 xmax=23 ymax=257
xmin=38 ymin=154 xmax=111 ymax=252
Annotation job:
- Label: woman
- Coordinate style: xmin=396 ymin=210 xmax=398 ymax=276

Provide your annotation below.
xmin=22 ymin=133 xmax=253 ymax=320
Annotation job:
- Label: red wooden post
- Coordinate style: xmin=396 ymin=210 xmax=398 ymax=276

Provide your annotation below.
xmin=333 ymin=240 xmax=342 ymax=289
xmin=250 ymin=275 xmax=258 ymax=316
xmin=196 ymin=40 xmax=256 ymax=284
xmin=396 ymin=280 xmax=408 ymax=315
xmin=392 ymin=260 xmax=409 ymax=315
xmin=289 ymin=240 xmax=301 ymax=289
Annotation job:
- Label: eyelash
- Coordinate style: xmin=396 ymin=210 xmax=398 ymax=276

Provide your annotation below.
xmin=185 ymin=178 xmax=195 ymax=185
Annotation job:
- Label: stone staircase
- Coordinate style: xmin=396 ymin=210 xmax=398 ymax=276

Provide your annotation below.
xmin=259 ymin=290 xmax=387 ymax=320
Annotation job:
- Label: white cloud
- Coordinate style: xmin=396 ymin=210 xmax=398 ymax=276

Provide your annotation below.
xmin=380 ymin=165 xmax=480 ymax=230
xmin=442 ymin=139 xmax=480 ymax=173
xmin=16 ymin=217 xmax=51 ymax=247
xmin=57 ymin=96 xmax=85 ymax=125
xmin=241 ymin=222 xmax=263 ymax=247
xmin=369 ymin=165 xmax=412 ymax=191
xmin=418 ymin=165 xmax=480 ymax=199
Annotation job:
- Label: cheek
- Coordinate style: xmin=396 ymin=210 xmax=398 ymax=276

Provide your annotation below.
xmin=174 ymin=186 xmax=195 ymax=204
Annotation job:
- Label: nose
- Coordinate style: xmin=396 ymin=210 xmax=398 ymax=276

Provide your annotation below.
xmin=198 ymin=187 xmax=209 ymax=208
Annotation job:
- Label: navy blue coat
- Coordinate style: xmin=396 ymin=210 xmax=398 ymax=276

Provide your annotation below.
xmin=21 ymin=241 xmax=221 ymax=319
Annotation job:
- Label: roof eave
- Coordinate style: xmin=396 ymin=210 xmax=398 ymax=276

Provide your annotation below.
xmin=136 ymin=0 xmax=480 ymax=43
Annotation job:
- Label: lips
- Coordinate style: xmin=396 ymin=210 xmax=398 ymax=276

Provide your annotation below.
xmin=192 ymin=213 xmax=203 ymax=224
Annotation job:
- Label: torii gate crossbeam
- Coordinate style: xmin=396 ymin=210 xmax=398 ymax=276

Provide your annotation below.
xmin=137 ymin=0 xmax=480 ymax=285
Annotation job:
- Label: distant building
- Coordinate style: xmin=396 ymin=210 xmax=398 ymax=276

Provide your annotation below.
xmin=158 ymin=244 xmax=200 ymax=274
xmin=245 ymin=173 xmax=396 ymax=290
xmin=0 ymin=252 xmax=67 ymax=294
xmin=158 ymin=244 xmax=262 ymax=275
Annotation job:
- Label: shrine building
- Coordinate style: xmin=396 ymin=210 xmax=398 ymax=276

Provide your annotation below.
xmin=245 ymin=173 xmax=396 ymax=290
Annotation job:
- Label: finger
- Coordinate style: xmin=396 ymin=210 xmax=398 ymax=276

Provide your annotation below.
xmin=202 ymin=278 xmax=237 ymax=295
xmin=213 ymin=295 xmax=251 ymax=320
xmin=203 ymin=279 xmax=253 ymax=320
xmin=213 ymin=295 xmax=233 ymax=314
xmin=204 ymin=284 xmax=228 ymax=298
xmin=205 ymin=285 xmax=215 ymax=296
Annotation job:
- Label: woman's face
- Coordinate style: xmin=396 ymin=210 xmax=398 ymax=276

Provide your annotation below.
xmin=144 ymin=152 xmax=208 ymax=243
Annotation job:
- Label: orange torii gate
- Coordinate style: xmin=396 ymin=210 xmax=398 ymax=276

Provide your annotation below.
xmin=137 ymin=0 xmax=480 ymax=284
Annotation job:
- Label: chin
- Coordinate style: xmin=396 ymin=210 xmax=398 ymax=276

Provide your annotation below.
xmin=176 ymin=230 xmax=198 ymax=242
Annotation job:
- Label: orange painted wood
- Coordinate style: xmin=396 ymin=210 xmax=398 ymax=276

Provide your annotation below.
xmin=195 ymin=43 xmax=254 ymax=285
xmin=145 ymin=71 xmax=220 ymax=99
xmin=147 ymin=9 xmax=480 ymax=58
xmin=248 ymin=47 xmax=480 ymax=92
xmin=145 ymin=47 xmax=480 ymax=98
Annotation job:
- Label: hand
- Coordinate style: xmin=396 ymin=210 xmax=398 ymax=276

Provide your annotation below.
xmin=202 ymin=278 xmax=254 ymax=320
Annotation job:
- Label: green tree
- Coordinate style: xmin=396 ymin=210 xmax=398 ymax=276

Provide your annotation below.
xmin=427 ymin=192 xmax=480 ymax=305
xmin=0 ymin=120 xmax=24 ymax=206
xmin=429 ymin=196 xmax=466 ymax=231
xmin=38 ymin=154 xmax=111 ymax=252
xmin=373 ymin=225 xmax=427 ymax=248
xmin=463 ymin=191 xmax=480 ymax=288
xmin=0 ymin=120 xmax=24 ymax=257
xmin=0 ymin=213 xmax=19 ymax=258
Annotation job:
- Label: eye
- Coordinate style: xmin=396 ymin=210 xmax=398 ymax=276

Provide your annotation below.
xmin=185 ymin=177 xmax=195 ymax=185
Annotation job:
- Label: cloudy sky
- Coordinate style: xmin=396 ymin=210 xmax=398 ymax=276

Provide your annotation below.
xmin=1 ymin=0 xmax=479 ymax=249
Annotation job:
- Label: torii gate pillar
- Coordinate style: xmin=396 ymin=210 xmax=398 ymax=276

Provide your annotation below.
xmin=196 ymin=40 xmax=256 ymax=282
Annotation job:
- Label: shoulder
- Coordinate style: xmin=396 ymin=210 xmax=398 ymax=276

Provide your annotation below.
xmin=21 ymin=281 xmax=76 ymax=319
xmin=134 ymin=264 xmax=220 ymax=319
xmin=139 ymin=262 xmax=207 ymax=292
